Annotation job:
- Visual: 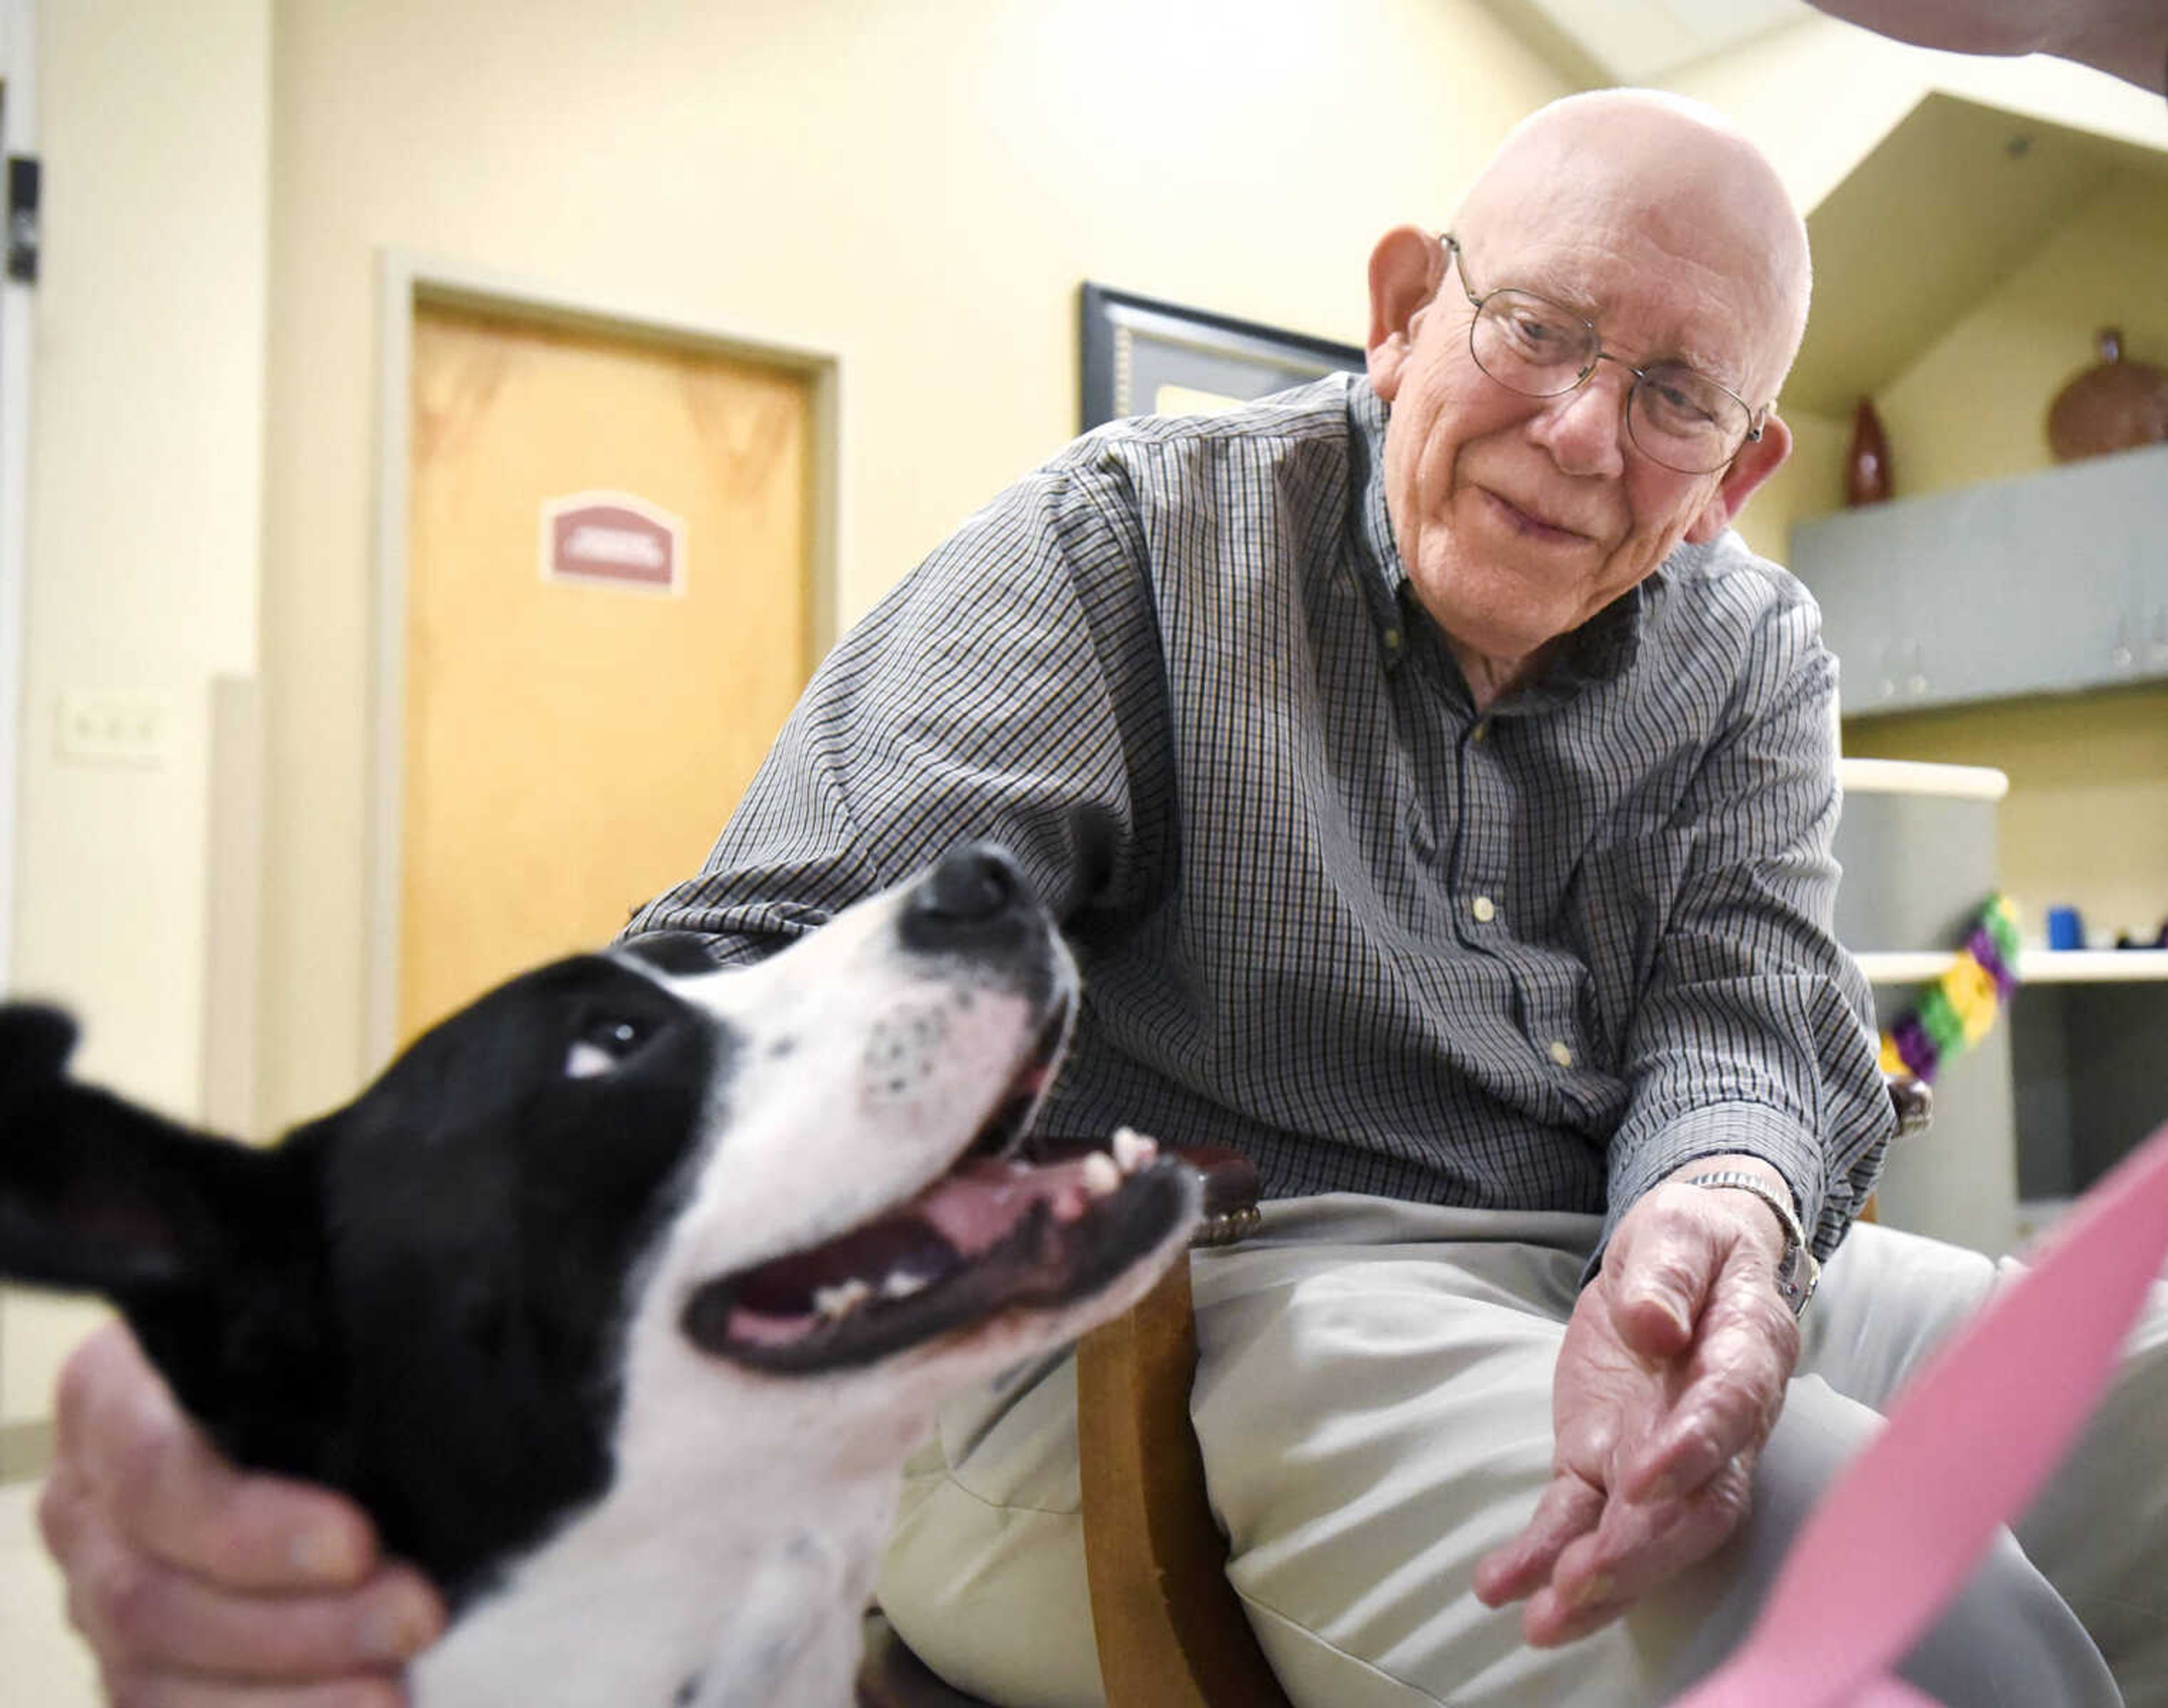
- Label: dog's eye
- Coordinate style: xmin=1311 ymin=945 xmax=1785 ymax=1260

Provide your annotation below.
xmin=565 ymin=1015 xmax=652 ymax=1080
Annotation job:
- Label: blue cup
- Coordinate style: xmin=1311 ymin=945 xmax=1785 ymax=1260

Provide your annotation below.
xmin=2045 ymin=905 xmax=2085 ymax=952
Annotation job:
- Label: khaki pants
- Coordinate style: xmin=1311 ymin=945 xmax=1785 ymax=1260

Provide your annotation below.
xmin=879 ymin=1197 xmax=2168 ymax=1707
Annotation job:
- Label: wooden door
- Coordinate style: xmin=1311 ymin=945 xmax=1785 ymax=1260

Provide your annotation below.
xmin=401 ymin=301 xmax=812 ymax=1044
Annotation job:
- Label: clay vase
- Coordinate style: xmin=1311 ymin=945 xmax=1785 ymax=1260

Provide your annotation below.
xmin=2047 ymin=329 xmax=2168 ymax=463
xmin=1846 ymin=398 xmax=1892 ymax=506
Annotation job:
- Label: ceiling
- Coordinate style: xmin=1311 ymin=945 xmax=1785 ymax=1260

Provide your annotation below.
xmin=1478 ymin=0 xmax=1817 ymax=85
xmin=1785 ymin=93 xmax=2168 ymax=415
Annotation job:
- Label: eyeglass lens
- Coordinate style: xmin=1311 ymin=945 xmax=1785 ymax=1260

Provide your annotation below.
xmin=1470 ymin=290 xmax=1747 ymax=474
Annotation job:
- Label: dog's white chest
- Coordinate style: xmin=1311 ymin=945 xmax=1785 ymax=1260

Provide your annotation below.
xmin=411 ymin=1464 xmax=895 ymax=1708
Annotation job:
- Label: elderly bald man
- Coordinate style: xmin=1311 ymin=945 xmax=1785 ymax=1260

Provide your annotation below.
xmin=34 ymin=90 xmax=2168 ymax=1708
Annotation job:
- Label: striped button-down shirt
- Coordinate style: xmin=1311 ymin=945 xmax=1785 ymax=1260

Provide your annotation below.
xmin=628 ymin=375 xmax=1894 ymax=1258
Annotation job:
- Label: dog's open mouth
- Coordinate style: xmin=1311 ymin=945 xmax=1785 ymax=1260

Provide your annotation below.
xmin=680 ymin=1127 xmax=1194 ymax=1374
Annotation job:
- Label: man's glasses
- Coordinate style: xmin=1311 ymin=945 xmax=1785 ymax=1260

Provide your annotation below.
xmin=1440 ymin=233 xmax=1767 ymax=476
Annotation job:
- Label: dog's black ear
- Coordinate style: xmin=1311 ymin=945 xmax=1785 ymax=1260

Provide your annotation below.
xmin=0 ymin=1003 xmax=79 ymax=1092
xmin=0 ymin=1004 xmax=339 ymax=1479
xmin=0 ymin=1001 xmax=280 ymax=1293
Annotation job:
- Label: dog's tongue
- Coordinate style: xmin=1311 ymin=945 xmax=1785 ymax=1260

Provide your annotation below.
xmin=911 ymin=1158 xmax=1098 ymax=1257
xmin=716 ymin=1156 xmax=1109 ymax=1344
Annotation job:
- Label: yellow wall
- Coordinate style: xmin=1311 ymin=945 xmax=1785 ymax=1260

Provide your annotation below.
xmin=1747 ymin=171 xmax=2168 ymax=553
xmin=2 ymin=0 xmax=1566 ymax=1446
xmin=12 ymin=0 xmax=270 ymax=1102
xmin=1876 ymin=172 xmax=2168 ymax=499
xmin=1698 ymin=29 xmax=2168 ymax=968
xmin=253 ymin=0 xmax=1568 ymax=1132
xmin=1813 ymin=162 xmax=2167 ymax=958
xmin=1733 ymin=404 xmax=1849 ymax=566
xmin=1844 ymin=687 xmax=2168 ymax=950
xmin=1667 ymin=12 xmax=2168 ymax=552
xmin=11 ymin=1 xmax=2161 ymax=1430
xmin=3 ymin=0 xmax=272 ymax=1429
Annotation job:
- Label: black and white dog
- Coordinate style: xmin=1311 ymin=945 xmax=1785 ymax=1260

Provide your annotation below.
xmin=0 ymin=843 xmax=1201 ymax=1705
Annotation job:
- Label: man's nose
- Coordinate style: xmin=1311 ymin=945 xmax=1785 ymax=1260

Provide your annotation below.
xmin=1527 ymin=367 xmax=1629 ymax=479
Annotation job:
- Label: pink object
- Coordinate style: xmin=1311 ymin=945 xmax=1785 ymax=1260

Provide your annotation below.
xmin=1673 ymin=1119 xmax=2168 ymax=1708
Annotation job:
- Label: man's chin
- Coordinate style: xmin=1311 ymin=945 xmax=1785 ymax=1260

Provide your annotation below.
xmin=1409 ymin=560 xmax=1587 ymax=665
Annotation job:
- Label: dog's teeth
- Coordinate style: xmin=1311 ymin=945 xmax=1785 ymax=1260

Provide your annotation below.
xmin=1081 ymin=1151 xmax=1122 ymax=1198
xmin=1112 ymin=1127 xmax=1159 ymax=1174
xmin=880 ymin=1268 xmax=932 ymax=1300
xmin=814 ymin=1278 xmax=874 ymax=1321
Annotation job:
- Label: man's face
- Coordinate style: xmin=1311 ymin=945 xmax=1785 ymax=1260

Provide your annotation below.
xmin=1367 ymin=208 xmax=1792 ymax=673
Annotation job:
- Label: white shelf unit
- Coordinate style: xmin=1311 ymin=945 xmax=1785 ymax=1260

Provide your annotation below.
xmin=1798 ymin=444 xmax=2168 ymax=718
xmin=1854 ymin=948 xmax=2168 ymax=986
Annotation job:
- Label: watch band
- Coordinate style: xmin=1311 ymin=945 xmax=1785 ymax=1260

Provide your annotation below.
xmin=1682 ymin=1171 xmax=1820 ymax=1316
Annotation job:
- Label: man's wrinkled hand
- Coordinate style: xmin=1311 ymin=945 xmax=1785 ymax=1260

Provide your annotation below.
xmin=1472 ymin=1161 xmax=1803 ymax=1646
xmin=37 ymin=1321 xmax=444 ymax=1707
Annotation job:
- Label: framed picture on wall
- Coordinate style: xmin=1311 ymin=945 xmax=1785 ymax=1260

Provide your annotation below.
xmin=1078 ymin=283 xmax=1366 ymax=431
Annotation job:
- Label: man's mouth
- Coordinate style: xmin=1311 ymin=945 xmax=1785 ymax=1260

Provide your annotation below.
xmin=1480 ymin=487 xmax=1593 ymax=546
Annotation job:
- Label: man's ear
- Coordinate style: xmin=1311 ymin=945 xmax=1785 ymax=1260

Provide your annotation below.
xmin=1687 ymin=410 xmax=1793 ymax=544
xmin=1366 ymin=225 xmax=1446 ymax=404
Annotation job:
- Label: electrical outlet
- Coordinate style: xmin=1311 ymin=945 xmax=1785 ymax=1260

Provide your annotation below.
xmin=56 ymin=691 xmax=172 ymax=768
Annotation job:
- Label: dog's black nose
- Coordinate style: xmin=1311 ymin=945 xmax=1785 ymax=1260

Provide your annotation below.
xmin=901 ymin=843 xmax=1036 ymax=951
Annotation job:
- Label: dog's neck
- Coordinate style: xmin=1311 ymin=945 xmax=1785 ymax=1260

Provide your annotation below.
xmin=413 ymin=1416 xmax=919 ymax=1708
xmin=414 ymin=1219 xmax=1013 ymax=1706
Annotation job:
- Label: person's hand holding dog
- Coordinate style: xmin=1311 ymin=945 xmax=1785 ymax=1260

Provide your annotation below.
xmin=1475 ymin=1157 xmax=1804 ymax=1644
xmin=37 ymin=1321 xmax=444 ymax=1706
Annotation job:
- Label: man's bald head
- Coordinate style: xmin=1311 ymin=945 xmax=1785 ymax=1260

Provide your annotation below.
xmin=1455 ymin=90 xmax=1811 ymax=402
xmin=1362 ymin=88 xmax=1815 ymax=699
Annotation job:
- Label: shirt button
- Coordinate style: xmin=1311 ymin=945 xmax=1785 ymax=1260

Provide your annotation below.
xmin=1470 ymin=895 xmax=1497 ymax=923
xmin=1471 ymin=720 xmax=1489 ymax=744
xmin=1548 ymin=1039 xmax=1575 ymax=1068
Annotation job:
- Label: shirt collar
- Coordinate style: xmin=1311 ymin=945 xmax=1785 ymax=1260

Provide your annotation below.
xmin=1347 ymin=378 xmax=1408 ymax=607
xmin=1346 ymin=379 xmax=1416 ymax=675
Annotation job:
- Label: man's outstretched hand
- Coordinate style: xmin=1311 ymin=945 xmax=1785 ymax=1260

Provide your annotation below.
xmin=1474 ymin=1157 xmax=1804 ymax=1645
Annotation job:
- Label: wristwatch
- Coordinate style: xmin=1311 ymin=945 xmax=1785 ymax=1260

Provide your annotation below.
xmin=1682 ymin=1171 xmax=1819 ymax=1317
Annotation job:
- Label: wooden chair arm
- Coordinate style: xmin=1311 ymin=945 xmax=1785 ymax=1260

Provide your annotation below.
xmin=1074 ymin=1145 xmax=1292 ymax=1708
xmin=1858 ymin=1076 xmax=1932 ymax=1227
xmin=1888 ymin=1074 xmax=1932 ymax=1140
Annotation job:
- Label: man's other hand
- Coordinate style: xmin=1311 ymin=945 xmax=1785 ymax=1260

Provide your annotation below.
xmin=36 ymin=1321 xmax=444 ymax=1706
xmin=1472 ymin=1157 xmax=1804 ymax=1645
